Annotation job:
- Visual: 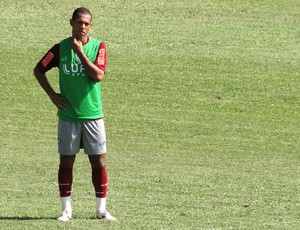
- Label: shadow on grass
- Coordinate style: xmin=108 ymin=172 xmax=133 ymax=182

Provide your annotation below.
xmin=0 ymin=216 xmax=57 ymax=220
xmin=0 ymin=216 xmax=103 ymax=220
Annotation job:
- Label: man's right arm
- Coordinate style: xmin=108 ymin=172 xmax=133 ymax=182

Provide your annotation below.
xmin=33 ymin=45 xmax=68 ymax=109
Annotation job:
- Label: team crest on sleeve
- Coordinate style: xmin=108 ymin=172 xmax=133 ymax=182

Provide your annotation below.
xmin=42 ymin=52 xmax=54 ymax=67
xmin=97 ymin=49 xmax=105 ymax=65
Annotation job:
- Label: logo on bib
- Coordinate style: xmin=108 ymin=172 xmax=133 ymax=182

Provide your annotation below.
xmin=74 ymin=53 xmax=81 ymax=63
xmin=63 ymin=64 xmax=86 ymax=76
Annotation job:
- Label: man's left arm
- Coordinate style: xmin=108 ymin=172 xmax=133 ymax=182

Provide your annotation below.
xmin=72 ymin=38 xmax=106 ymax=82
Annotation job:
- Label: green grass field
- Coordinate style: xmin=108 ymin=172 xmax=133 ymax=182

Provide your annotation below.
xmin=1 ymin=0 xmax=300 ymax=229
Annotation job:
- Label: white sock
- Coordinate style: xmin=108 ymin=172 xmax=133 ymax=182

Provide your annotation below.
xmin=96 ymin=197 xmax=107 ymax=214
xmin=61 ymin=196 xmax=72 ymax=213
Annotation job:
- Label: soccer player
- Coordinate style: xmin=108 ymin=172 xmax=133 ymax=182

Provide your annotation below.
xmin=33 ymin=7 xmax=116 ymax=221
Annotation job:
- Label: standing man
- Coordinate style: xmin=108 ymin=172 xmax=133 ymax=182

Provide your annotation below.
xmin=34 ymin=7 xmax=116 ymax=221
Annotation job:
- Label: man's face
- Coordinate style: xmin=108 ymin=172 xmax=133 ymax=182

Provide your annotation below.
xmin=70 ymin=13 xmax=92 ymax=39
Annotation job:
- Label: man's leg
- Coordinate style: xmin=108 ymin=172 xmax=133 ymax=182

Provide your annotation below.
xmin=57 ymin=155 xmax=76 ymax=221
xmin=89 ymin=154 xmax=116 ymax=220
xmin=57 ymin=119 xmax=81 ymax=221
xmin=89 ymin=155 xmax=107 ymax=212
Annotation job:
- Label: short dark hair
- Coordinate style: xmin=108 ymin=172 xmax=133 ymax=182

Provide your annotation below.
xmin=72 ymin=7 xmax=92 ymax=21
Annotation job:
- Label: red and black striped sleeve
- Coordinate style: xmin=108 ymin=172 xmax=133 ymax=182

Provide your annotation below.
xmin=94 ymin=41 xmax=107 ymax=73
xmin=36 ymin=44 xmax=60 ymax=73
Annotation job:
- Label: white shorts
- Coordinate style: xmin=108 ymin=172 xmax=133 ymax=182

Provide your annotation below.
xmin=58 ymin=119 xmax=107 ymax=155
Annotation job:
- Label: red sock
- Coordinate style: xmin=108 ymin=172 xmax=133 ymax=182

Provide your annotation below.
xmin=58 ymin=167 xmax=73 ymax=197
xmin=92 ymin=167 xmax=108 ymax=198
